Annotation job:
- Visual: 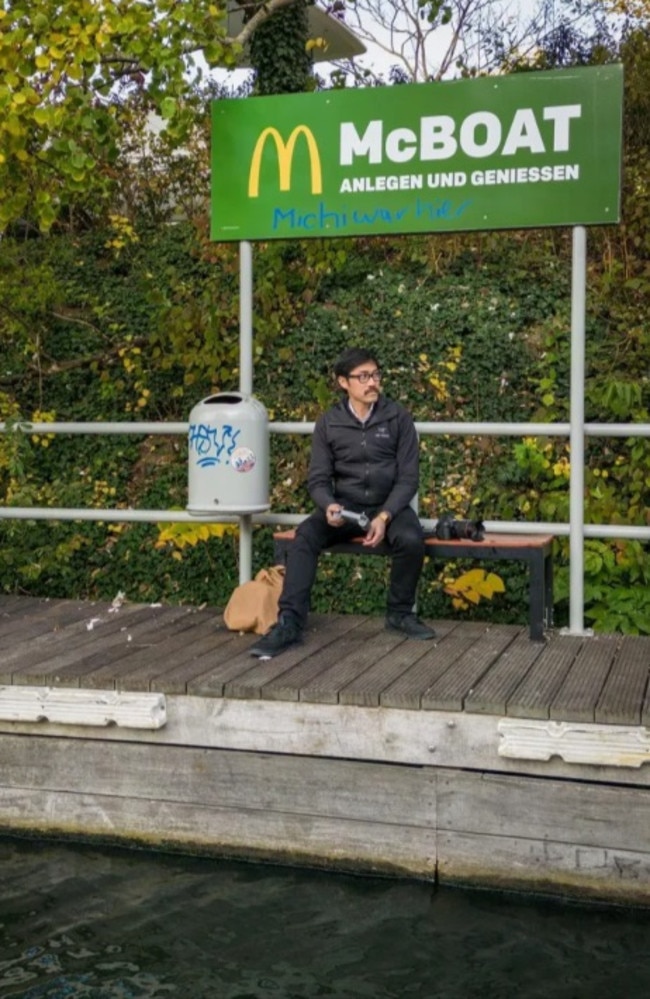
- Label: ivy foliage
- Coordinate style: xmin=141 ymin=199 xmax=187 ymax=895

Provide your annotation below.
xmin=249 ymin=0 xmax=314 ymax=95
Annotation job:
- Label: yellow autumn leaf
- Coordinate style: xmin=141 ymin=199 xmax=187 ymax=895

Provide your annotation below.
xmin=457 ymin=568 xmax=505 ymax=598
xmin=447 ymin=582 xmax=481 ymax=605
xmin=155 ymin=519 xmax=238 ymax=550
xmin=444 ymin=569 xmax=506 ymax=607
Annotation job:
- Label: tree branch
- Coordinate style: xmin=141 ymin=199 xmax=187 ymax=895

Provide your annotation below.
xmin=227 ymin=0 xmax=305 ymax=48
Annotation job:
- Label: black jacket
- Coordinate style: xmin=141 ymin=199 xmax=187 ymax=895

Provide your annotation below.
xmin=307 ymin=395 xmax=419 ymax=517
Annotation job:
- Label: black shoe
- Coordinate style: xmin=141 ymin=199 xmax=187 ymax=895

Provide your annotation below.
xmin=385 ymin=612 xmax=437 ymax=640
xmin=250 ymin=613 xmax=304 ymax=658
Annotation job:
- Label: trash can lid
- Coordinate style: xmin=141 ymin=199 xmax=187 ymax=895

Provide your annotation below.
xmin=202 ymin=393 xmax=244 ymax=404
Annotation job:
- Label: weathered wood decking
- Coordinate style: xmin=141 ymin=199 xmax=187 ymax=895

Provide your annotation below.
xmin=1 ymin=595 xmax=648 ymax=723
xmin=1 ymin=594 xmax=650 ymax=903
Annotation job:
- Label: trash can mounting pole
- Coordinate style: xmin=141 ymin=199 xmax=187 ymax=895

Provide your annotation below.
xmin=240 ymin=239 xmax=254 ymax=583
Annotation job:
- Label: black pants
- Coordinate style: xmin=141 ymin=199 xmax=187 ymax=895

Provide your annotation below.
xmin=278 ymin=506 xmax=425 ymax=627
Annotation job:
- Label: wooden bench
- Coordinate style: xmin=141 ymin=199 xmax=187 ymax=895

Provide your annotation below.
xmin=273 ymin=529 xmax=555 ymax=642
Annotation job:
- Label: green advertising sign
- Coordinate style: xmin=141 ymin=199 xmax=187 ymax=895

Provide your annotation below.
xmin=211 ymin=65 xmax=622 ymax=242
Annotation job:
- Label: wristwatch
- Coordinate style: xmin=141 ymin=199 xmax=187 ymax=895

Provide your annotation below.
xmin=378 ymin=511 xmax=391 ymax=525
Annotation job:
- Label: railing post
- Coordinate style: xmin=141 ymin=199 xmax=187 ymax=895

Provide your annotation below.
xmin=239 ymin=240 xmax=254 ymax=585
xmin=566 ymin=225 xmax=590 ymax=635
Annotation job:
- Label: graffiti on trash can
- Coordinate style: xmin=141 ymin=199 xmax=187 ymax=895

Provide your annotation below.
xmin=189 ymin=422 xmax=242 ymax=467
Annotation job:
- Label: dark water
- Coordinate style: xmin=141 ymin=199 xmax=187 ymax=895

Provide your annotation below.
xmin=1 ymin=839 xmax=650 ymax=999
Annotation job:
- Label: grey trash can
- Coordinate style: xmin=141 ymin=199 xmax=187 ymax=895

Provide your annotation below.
xmin=187 ymin=393 xmax=270 ymax=515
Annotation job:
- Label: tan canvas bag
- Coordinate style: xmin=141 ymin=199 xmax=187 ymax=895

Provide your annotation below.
xmin=223 ymin=565 xmax=286 ymax=635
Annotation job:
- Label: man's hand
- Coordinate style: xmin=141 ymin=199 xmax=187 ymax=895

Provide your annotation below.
xmin=326 ymin=503 xmax=344 ymax=526
xmin=362 ymin=514 xmax=388 ymax=547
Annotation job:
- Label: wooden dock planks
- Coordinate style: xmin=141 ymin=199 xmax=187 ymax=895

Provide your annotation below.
xmin=550 ymin=635 xmax=621 ymax=723
xmin=421 ymin=624 xmax=520 ymax=712
xmin=597 ymin=637 xmax=650 ymax=725
xmin=505 ymin=636 xmax=585 ymax=719
xmin=0 ymin=598 xmax=647 ymax=724
xmin=464 ymin=632 xmax=546 ymax=715
xmin=339 ymin=620 xmax=456 ymax=707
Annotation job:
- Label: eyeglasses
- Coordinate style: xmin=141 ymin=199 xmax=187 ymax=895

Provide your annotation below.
xmin=346 ymin=369 xmax=382 ymax=384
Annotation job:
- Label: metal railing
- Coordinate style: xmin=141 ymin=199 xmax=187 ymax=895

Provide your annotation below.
xmin=1 ymin=419 xmax=648 ymax=548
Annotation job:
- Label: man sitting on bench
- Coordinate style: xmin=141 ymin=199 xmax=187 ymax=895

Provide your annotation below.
xmin=251 ymin=346 xmax=436 ymax=658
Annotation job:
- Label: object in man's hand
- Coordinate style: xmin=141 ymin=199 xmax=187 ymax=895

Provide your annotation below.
xmin=339 ymin=509 xmax=371 ymax=532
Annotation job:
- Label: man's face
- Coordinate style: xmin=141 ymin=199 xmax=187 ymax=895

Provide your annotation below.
xmin=338 ymin=362 xmax=382 ymax=407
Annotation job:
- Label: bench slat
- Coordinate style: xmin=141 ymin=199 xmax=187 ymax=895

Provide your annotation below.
xmin=273 ymin=529 xmax=554 ymax=549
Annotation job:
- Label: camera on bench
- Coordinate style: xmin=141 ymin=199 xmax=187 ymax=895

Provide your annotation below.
xmin=434 ymin=512 xmax=485 ymax=542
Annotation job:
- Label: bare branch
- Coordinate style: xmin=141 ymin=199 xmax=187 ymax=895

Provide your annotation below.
xmin=335 ymin=0 xmax=585 ymax=81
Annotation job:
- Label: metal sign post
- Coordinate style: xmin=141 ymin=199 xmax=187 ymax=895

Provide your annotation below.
xmin=567 ymin=225 xmax=590 ymax=635
xmin=239 ymin=239 xmax=254 ymax=584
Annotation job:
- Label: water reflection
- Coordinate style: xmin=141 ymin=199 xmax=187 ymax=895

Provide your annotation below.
xmin=1 ymin=838 xmax=649 ymax=998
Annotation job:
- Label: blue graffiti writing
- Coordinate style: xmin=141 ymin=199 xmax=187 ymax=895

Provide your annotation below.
xmin=352 ymin=206 xmax=410 ymax=224
xmin=273 ymin=202 xmax=350 ymax=232
xmin=272 ymin=202 xmax=411 ymax=231
xmin=272 ymin=198 xmax=471 ymax=233
xmin=415 ymin=196 xmax=472 ymax=220
xmin=189 ymin=423 xmax=241 ymax=467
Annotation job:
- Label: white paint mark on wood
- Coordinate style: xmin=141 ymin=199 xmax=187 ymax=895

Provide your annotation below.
xmin=498 ymin=718 xmax=650 ymax=767
xmin=0 ymin=687 xmax=166 ymax=729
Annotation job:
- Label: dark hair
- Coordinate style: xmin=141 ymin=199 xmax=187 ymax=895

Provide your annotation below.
xmin=333 ymin=347 xmax=380 ymax=379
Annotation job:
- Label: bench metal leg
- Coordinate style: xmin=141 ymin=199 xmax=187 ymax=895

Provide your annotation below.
xmin=544 ymin=551 xmax=554 ymax=629
xmin=528 ymin=550 xmax=546 ymax=641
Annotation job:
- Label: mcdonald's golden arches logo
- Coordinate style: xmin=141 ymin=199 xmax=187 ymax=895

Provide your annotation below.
xmin=248 ymin=125 xmax=323 ymax=198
